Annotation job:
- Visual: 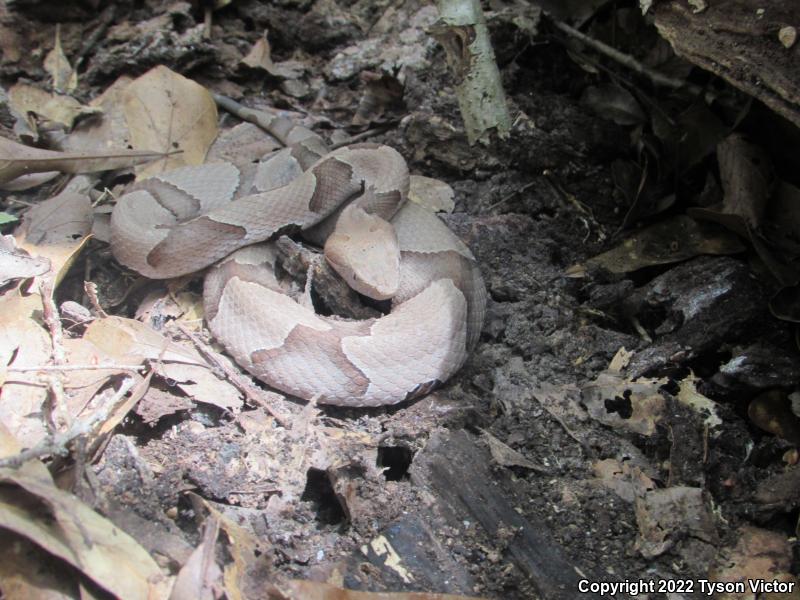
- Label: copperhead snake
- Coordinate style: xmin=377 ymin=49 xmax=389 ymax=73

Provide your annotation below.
xmin=110 ymin=119 xmax=486 ymax=407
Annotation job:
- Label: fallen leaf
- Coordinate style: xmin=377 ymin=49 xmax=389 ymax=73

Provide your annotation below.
xmin=592 ymin=458 xmax=655 ymax=502
xmin=8 ymin=82 xmax=98 ymax=129
xmin=123 ymin=65 xmax=218 ymax=177
xmin=43 ymin=25 xmax=77 ymax=94
xmin=61 ymin=75 xmax=134 ymax=154
xmin=708 ymin=526 xmax=797 ymax=600
xmin=481 ymin=430 xmax=548 ymax=472
xmin=170 ymin=519 xmax=222 ymax=600
xmin=0 ymin=171 xmax=60 ymax=192
xmin=779 ymin=26 xmax=797 ymax=49
xmin=240 ymin=31 xmax=305 ymax=79
xmin=409 ymin=176 xmax=455 ymax=213
xmin=0 ymin=533 xmax=78 ymax=600
xmin=676 ymin=373 xmax=723 ymax=431
xmin=582 ymin=371 xmax=667 ymax=436
xmin=0 ymin=423 xmax=173 ymax=600
xmin=189 ymin=493 xmax=273 ymax=599
xmin=83 ymin=316 xmax=205 ymax=367
xmin=14 ymin=184 xmax=93 ymax=286
xmin=0 ymin=234 xmax=51 ymax=286
xmin=608 ymin=346 xmax=633 ymax=373
xmin=165 ymin=363 xmax=243 ymax=411
xmin=136 ymin=387 xmax=194 ymax=424
xmin=0 ymin=136 xmax=165 ymax=185
xmin=634 ymin=486 xmax=716 ymax=558
xmin=577 ymin=215 xmax=745 ymax=274
xmin=0 ymin=293 xmax=53 ymax=446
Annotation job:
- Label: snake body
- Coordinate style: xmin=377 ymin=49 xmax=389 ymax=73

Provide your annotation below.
xmin=110 ymin=127 xmax=486 ymax=407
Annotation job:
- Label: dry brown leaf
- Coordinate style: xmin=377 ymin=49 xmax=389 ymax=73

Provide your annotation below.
xmin=170 ymin=521 xmax=223 ymax=600
xmin=14 ymin=185 xmax=93 ymax=286
xmin=189 ymin=493 xmax=273 ymax=600
xmin=0 ymin=423 xmax=173 ymax=600
xmin=83 ymin=316 xmax=205 ymax=367
xmin=61 ymin=75 xmax=134 ymax=154
xmin=240 ymin=31 xmax=304 ymax=79
xmin=634 ymin=486 xmax=716 ymax=558
xmin=676 ymin=373 xmax=723 ymax=431
xmin=0 ymin=293 xmax=53 ymax=445
xmin=481 ymin=430 xmax=547 ymax=472
xmin=708 ymin=526 xmax=798 ymax=600
xmin=577 ymin=215 xmax=745 ymax=274
xmin=592 ymin=458 xmax=656 ymax=503
xmin=0 ymin=171 xmax=60 ymax=191
xmin=0 ymin=234 xmax=51 ymax=286
xmin=123 ymin=65 xmax=218 ymax=177
xmin=408 ymin=176 xmax=455 ymax=213
xmin=0 ymin=136 xmax=165 ymax=185
xmin=0 ymin=533 xmax=78 ymax=600
xmin=135 ymin=289 xmax=204 ymax=329
xmin=136 ymin=387 xmax=194 ymax=424
xmin=165 ymin=363 xmax=243 ymax=412
xmin=8 ymin=82 xmax=98 ymax=129
xmin=778 ymin=26 xmax=797 ymax=50
xmin=582 ymin=371 xmax=667 ymax=436
xmin=608 ymin=346 xmax=633 ymax=373
xmin=43 ymin=25 xmax=77 ymax=94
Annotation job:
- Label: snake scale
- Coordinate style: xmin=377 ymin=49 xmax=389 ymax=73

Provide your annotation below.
xmin=110 ymin=117 xmax=486 ymax=407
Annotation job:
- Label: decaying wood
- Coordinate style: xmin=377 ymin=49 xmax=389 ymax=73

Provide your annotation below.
xmin=654 ymin=0 xmax=800 ymax=128
xmin=410 ymin=429 xmax=590 ymax=600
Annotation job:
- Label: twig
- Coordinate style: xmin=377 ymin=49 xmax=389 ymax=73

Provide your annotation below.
xmin=551 ymin=19 xmax=698 ymax=92
xmin=174 ymin=324 xmax=291 ymax=427
xmin=5 ymin=364 xmax=144 ymax=373
xmin=329 ymin=125 xmax=393 ymax=150
xmin=40 ymin=280 xmax=65 ymax=365
xmin=83 ymin=281 xmax=108 ymax=317
xmin=0 ymin=377 xmax=135 ymax=469
xmin=483 ymin=181 xmax=536 ymax=213
xmin=39 ymin=280 xmax=71 ymax=430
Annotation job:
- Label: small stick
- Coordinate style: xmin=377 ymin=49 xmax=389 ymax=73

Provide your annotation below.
xmin=83 ymin=281 xmax=108 ymax=317
xmin=39 ymin=280 xmax=71 ymax=430
xmin=174 ymin=324 xmax=291 ymax=427
xmin=551 ymin=19 xmax=695 ymax=92
xmin=0 ymin=377 xmax=135 ymax=469
xmin=329 ymin=125 xmax=393 ymax=150
xmin=483 ymin=181 xmax=536 ymax=213
xmin=40 ymin=280 xmax=65 ymax=365
xmin=5 ymin=364 xmax=144 ymax=373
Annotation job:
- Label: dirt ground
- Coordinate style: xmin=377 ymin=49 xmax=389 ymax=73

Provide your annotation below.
xmin=1 ymin=0 xmax=799 ymax=599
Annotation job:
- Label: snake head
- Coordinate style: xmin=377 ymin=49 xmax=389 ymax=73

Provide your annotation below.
xmin=324 ymin=202 xmax=400 ymax=301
